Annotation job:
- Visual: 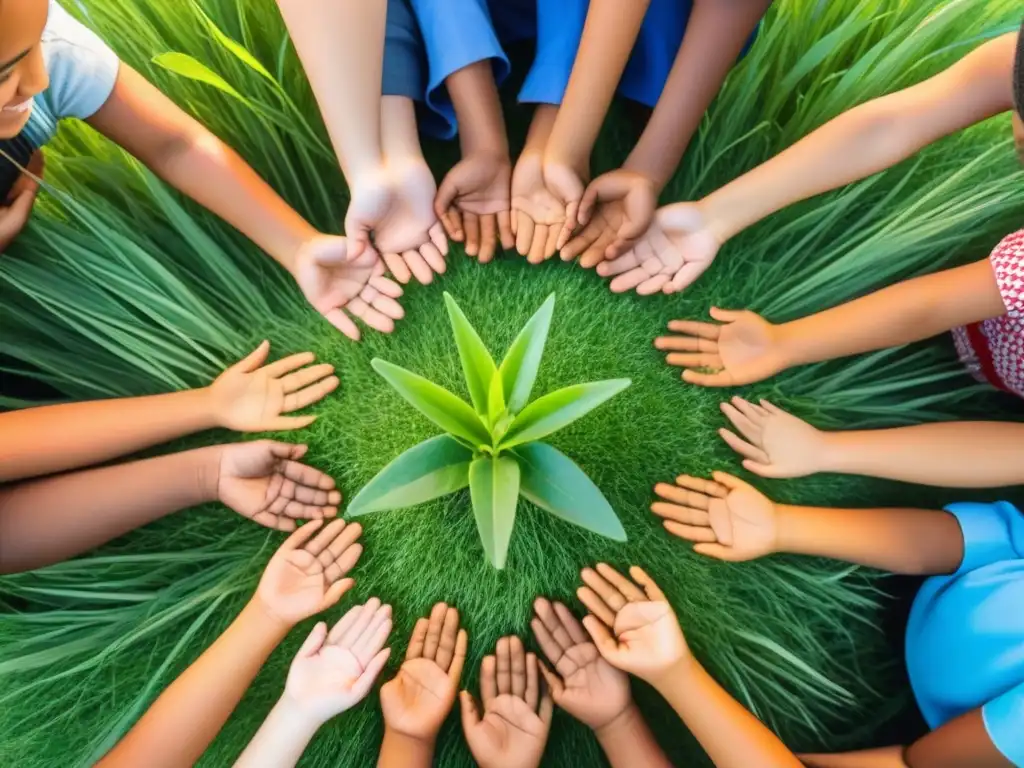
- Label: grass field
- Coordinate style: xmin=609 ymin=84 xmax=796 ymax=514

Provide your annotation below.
xmin=2 ymin=1 xmax=1024 ymax=766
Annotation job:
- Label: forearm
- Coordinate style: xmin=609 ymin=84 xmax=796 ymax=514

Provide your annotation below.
xmin=0 ymin=446 xmax=221 ymax=574
xmin=377 ymin=730 xmax=434 ymax=768
xmin=98 ymin=599 xmax=290 ymax=768
xmin=651 ymin=659 xmax=802 ymax=768
xmin=625 ymin=0 xmax=769 ymax=189
xmin=0 ymin=388 xmax=218 ymax=482
xmin=595 ymin=705 xmax=673 ymax=768
xmin=522 ymin=104 xmax=559 ymax=157
xmin=801 ymin=748 xmax=908 ymax=768
xmin=777 ymin=504 xmax=963 ymax=575
xmin=447 ymin=60 xmax=508 ymax=158
xmin=381 ymin=96 xmax=426 ymax=162
xmin=276 ymin=0 xmax=386 ymax=182
xmin=545 ymin=0 xmax=650 ymax=171
xmin=819 ymin=421 xmax=1024 ymax=488
xmin=234 ymin=699 xmax=320 ymax=768
xmin=774 ymin=259 xmax=1003 ymax=367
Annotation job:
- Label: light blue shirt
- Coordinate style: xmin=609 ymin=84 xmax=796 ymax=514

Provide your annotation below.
xmin=22 ymin=1 xmax=120 ymax=149
xmin=906 ymin=501 xmax=1024 ymax=766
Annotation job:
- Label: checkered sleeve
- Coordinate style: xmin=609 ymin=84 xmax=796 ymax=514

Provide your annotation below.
xmin=990 ymin=229 xmax=1024 ymax=314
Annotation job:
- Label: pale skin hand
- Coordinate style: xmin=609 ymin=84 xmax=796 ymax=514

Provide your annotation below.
xmin=561 ymin=170 xmax=658 ymax=268
xmin=653 ymin=307 xmax=789 ymax=387
xmin=597 ymin=202 xmax=721 ymax=295
xmin=255 ymin=518 xmax=363 ymax=627
xmin=511 ymin=150 xmax=569 ymax=264
xmin=718 ymin=397 xmax=827 ymax=478
xmin=652 ymin=473 xmax=778 ymax=562
xmin=381 ymin=603 xmax=468 ymax=741
xmin=460 ymin=637 xmax=554 ymax=768
xmin=576 ymin=564 xmax=689 ymax=681
xmin=291 ymin=235 xmax=405 ymax=342
xmin=216 ymin=441 xmax=342 ymax=532
xmin=0 ymin=149 xmax=43 ymax=253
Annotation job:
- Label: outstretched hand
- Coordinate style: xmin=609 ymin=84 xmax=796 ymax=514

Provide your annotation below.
xmin=208 ymin=341 xmax=338 ymax=431
xmin=719 ymin=397 xmax=827 ymax=478
xmin=654 ymin=307 xmax=790 ymax=387
xmin=652 ymin=473 xmax=778 ymax=562
xmin=530 ymin=598 xmax=632 ymax=732
xmin=597 ymin=203 xmax=719 ymax=295
xmin=380 ymin=602 xmax=468 ymax=742
xmin=460 ymin=636 xmax=553 ymax=768
xmin=576 ymin=564 xmax=689 ymax=684
xmin=562 ymin=170 xmax=657 ymax=268
xmin=281 ymin=600 xmax=393 ymax=725
xmin=255 ymin=518 xmax=363 ymax=626
xmin=510 ymin=151 xmax=570 ymax=264
xmin=373 ymin=159 xmax=449 ymax=285
xmin=217 ymin=441 xmax=341 ymax=531
xmin=435 ymin=152 xmax=514 ymax=263
xmin=292 ymin=235 xmax=405 ymax=341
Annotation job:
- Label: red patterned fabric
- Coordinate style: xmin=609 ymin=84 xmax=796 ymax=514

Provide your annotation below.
xmin=952 ymin=229 xmax=1024 ymax=398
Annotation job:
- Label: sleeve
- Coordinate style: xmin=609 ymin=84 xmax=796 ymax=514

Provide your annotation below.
xmin=383 ymin=0 xmax=428 ymax=101
xmin=409 ymin=0 xmax=510 ymax=140
xmin=944 ymin=500 xmax=1024 ymax=576
xmin=40 ymin=0 xmax=120 ymax=121
xmin=988 ymin=229 xmax=1024 ymax=315
xmin=982 ymin=681 xmax=1024 ymax=766
xmin=518 ymin=0 xmax=589 ymax=105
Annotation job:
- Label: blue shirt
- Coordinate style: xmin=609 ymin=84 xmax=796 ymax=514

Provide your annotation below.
xmin=23 ymin=1 xmax=120 ymax=149
xmin=906 ymin=501 xmax=1024 ymax=766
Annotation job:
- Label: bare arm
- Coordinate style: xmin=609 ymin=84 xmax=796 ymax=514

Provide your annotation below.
xmin=624 ymin=0 xmax=772 ymax=190
xmin=544 ymin=0 xmax=651 ymax=173
xmin=595 ymin=707 xmax=673 ymax=768
xmin=448 ymin=61 xmax=508 ymax=160
xmin=699 ymin=33 xmax=1016 ymax=242
xmin=88 ymin=66 xmax=317 ymax=270
xmin=776 ymin=258 xmax=1004 ymax=367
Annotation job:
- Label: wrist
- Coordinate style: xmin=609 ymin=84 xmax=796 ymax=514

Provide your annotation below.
xmin=542 ymin=147 xmax=588 ymax=181
xmin=192 ymin=445 xmax=225 ymax=505
xmin=244 ymin=595 xmax=296 ymax=639
xmin=645 ymin=653 xmax=698 ymax=691
xmin=622 ymin=149 xmax=672 ymax=194
xmin=381 ymin=728 xmax=436 ymax=758
xmin=186 ymin=385 xmax=223 ymax=431
xmin=697 ymin=187 xmax=753 ymax=245
xmin=269 ymin=695 xmax=325 ymax=737
xmin=593 ymin=702 xmax=641 ymax=742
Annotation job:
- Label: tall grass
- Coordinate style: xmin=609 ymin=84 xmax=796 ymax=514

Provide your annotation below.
xmin=1 ymin=0 xmax=1023 ymax=765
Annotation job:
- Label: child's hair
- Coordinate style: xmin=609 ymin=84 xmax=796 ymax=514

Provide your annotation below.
xmin=1015 ymin=19 xmax=1024 ymax=118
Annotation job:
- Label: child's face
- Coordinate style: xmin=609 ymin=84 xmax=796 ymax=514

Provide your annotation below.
xmin=0 ymin=0 xmax=49 ymax=140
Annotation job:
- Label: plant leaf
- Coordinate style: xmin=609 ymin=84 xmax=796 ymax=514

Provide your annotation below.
xmin=190 ymin=1 xmax=276 ymax=83
xmin=347 ymin=435 xmax=472 ymax=516
xmin=468 ymin=456 xmax=520 ymax=569
xmin=515 ymin=442 xmax=626 ymax=541
xmin=487 ymin=370 xmax=505 ymax=428
xmin=444 ymin=293 xmax=497 ymax=414
xmin=499 ymin=294 xmax=554 ymax=414
xmin=371 ymin=359 xmax=491 ymax=446
xmin=151 ymin=52 xmax=247 ymax=102
xmin=499 ymin=379 xmax=631 ymax=450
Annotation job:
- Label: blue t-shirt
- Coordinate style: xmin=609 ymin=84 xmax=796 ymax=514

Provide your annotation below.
xmin=22 ymin=1 xmax=120 ymax=149
xmin=906 ymin=501 xmax=1024 ymax=765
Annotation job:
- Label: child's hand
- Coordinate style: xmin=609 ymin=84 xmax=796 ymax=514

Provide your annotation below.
xmin=216 ymin=441 xmax=341 ymax=531
xmin=541 ymin=158 xmax=586 ymax=252
xmin=562 ymin=169 xmax=657 ymax=268
xmin=292 ymin=235 xmax=405 ymax=341
xmin=380 ymin=602 xmax=468 ymax=742
xmin=435 ymin=151 xmax=514 ymax=264
xmin=372 ymin=158 xmax=449 ymax=285
xmin=255 ymin=519 xmax=363 ymax=627
xmin=652 ymin=473 xmax=778 ymax=562
xmin=280 ymin=600 xmax=392 ymax=725
xmin=653 ymin=307 xmax=788 ymax=387
xmin=577 ymin=564 xmax=689 ymax=684
xmin=530 ymin=598 xmax=632 ymax=732
xmin=597 ymin=203 xmax=719 ymax=295
xmin=206 ymin=341 xmax=338 ymax=431
xmin=510 ymin=151 xmax=569 ymax=264
xmin=720 ymin=397 xmax=827 ymax=478
xmin=460 ymin=636 xmax=553 ymax=768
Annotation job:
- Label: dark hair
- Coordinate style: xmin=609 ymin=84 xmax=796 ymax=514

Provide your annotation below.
xmin=1015 ymin=19 xmax=1024 ymax=118
xmin=0 ymin=133 xmax=35 ymax=202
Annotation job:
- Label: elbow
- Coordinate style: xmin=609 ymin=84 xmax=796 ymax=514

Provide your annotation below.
xmin=151 ymin=130 xmax=224 ymax=179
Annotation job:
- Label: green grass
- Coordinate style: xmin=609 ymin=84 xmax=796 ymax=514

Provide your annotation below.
xmin=2 ymin=0 xmax=1024 ymax=765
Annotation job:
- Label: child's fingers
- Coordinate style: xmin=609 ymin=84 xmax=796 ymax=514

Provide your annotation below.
xmin=352 ymin=606 xmax=392 ymax=663
xmin=666 ymin=319 xmax=720 ymax=339
xmin=674 ymin=474 xmax=728 ymax=499
xmin=742 ymin=459 xmax=788 ymax=478
xmin=328 ymin=603 xmax=364 ymax=644
xmin=318 ymin=577 xmax=355 ymax=611
xmin=510 ymin=637 xmax=527 ymax=698
xmin=480 ymin=655 xmax=498 ymax=709
xmin=524 ymin=652 xmax=539 ymax=710
xmin=352 ymin=648 xmax=392 ymax=699
xmin=720 ymin=400 xmax=761 ymax=438
xmin=711 ymin=471 xmax=755 ymax=493
xmin=263 ymin=351 xmax=317 ymax=379
xmin=629 ymin=566 xmax=667 ymax=602
xmin=576 ymin=586 xmax=616 ymax=627
xmin=654 ymin=481 xmax=709 ymax=509
xmin=276 ymin=518 xmax=324 ymax=553
xmin=460 ymin=690 xmax=481 ymax=731
xmin=447 ymin=629 xmax=469 ymax=684
xmin=652 ymin=502 xmax=710 ymax=528
xmin=323 ymin=308 xmax=361 ymax=341
xmin=694 ymin=543 xmax=744 ymax=562
xmin=296 ymin=621 xmax=328 ymax=659
xmin=422 ymin=602 xmax=448 ymax=661
xmin=664 ymin=520 xmax=717 ymax=543
xmin=581 ymin=615 xmax=619 ymax=661
xmin=537 ymin=659 xmax=564 ymax=702
xmin=406 ymin=618 xmax=430 ymax=661
xmin=718 ymin=428 xmax=769 ymax=464
xmin=434 ymin=606 xmax=461 ymax=671
xmin=595 ymin=563 xmax=646 ymax=603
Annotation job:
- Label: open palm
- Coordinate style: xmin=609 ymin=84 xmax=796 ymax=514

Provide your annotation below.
xmin=563 ymin=169 xmax=657 ymax=268
xmin=511 ymin=152 xmax=567 ymax=264
xmin=217 ymin=441 xmax=341 ymax=531
xmin=720 ymin=397 xmax=827 ymax=478
xmin=374 ymin=159 xmax=448 ymax=285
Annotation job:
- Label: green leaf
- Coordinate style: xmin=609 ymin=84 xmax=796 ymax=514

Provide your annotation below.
xmin=190 ymin=1 xmax=276 ymax=83
xmin=347 ymin=435 xmax=472 ymax=516
xmin=151 ymin=53 xmax=247 ymax=102
xmin=515 ymin=443 xmax=626 ymax=541
xmin=499 ymin=379 xmax=631 ymax=450
xmin=487 ymin=370 xmax=505 ymax=428
xmin=371 ymin=359 xmax=491 ymax=446
xmin=499 ymin=294 xmax=554 ymax=414
xmin=444 ymin=292 xmax=496 ymax=414
xmin=468 ymin=456 xmax=520 ymax=569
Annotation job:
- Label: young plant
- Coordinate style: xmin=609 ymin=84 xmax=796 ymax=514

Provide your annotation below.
xmin=347 ymin=293 xmax=630 ymax=568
